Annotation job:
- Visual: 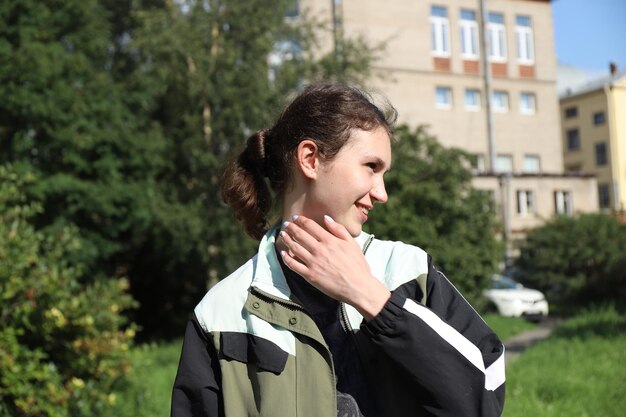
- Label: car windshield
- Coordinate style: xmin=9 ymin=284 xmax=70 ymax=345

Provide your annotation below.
xmin=491 ymin=276 xmax=520 ymax=290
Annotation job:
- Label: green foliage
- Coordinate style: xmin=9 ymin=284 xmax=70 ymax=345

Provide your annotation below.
xmin=514 ymin=213 xmax=626 ymax=307
xmin=1 ymin=0 xmax=386 ymax=338
xmin=0 ymin=165 xmax=136 ymax=417
xmin=504 ymin=304 xmax=626 ymax=417
xmin=0 ymin=0 xmax=173 ymax=336
xmin=366 ymin=125 xmax=502 ymax=305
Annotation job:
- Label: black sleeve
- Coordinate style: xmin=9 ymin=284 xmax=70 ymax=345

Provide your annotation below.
xmin=361 ymin=256 xmax=506 ymax=417
xmin=171 ymin=314 xmax=223 ymax=417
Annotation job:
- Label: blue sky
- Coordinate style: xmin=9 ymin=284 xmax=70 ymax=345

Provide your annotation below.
xmin=552 ymin=0 xmax=626 ymax=76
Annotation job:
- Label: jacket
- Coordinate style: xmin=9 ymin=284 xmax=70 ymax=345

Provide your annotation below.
xmin=171 ymin=226 xmax=506 ymax=417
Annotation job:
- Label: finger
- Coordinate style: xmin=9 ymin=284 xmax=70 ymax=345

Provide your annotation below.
xmin=279 ymin=230 xmax=314 ymax=264
xmin=279 ymin=249 xmax=309 ymax=277
xmin=292 ymin=215 xmax=327 ymax=240
xmin=323 ymin=215 xmax=353 ymax=240
xmin=284 ymin=217 xmax=323 ymax=250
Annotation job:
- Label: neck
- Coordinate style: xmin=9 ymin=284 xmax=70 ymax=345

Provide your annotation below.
xmin=281 ymin=193 xmax=306 ymax=224
xmin=278 ymin=184 xmax=327 ymax=252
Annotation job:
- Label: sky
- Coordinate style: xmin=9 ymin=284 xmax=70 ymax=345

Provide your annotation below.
xmin=552 ymin=0 xmax=626 ymax=77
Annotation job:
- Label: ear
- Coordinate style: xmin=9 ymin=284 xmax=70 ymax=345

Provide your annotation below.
xmin=296 ymin=139 xmax=321 ymax=180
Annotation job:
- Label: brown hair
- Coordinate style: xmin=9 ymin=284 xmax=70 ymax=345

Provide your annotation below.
xmin=221 ymin=83 xmax=397 ymax=240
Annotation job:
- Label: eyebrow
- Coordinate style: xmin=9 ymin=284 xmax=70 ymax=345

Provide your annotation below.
xmin=372 ymin=156 xmax=391 ymax=172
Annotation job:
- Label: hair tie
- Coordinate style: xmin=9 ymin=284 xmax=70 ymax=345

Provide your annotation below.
xmin=245 ymin=129 xmax=270 ymax=177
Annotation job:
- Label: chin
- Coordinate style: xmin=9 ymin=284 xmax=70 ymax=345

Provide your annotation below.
xmin=346 ymin=224 xmax=362 ymax=237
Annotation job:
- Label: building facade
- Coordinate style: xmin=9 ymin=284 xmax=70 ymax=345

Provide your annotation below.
xmin=560 ymin=71 xmax=626 ymax=212
xmin=299 ymin=0 xmax=599 ymax=256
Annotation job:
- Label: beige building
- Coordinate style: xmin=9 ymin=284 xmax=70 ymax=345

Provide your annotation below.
xmin=560 ymin=70 xmax=626 ymax=212
xmin=299 ymin=0 xmax=598 ymax=256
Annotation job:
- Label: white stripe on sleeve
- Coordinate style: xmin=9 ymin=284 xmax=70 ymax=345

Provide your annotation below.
xmin=402 ymin=298 xmax=505 ymax=391
xmin=484 ymin=347 xmax=506 ymax=391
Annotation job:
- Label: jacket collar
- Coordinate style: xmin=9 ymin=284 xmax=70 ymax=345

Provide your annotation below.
xmin=250 ymin=224 xmax=373 ymax=301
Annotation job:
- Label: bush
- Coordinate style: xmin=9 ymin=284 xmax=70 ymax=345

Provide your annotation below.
xmin=514 ymin=213 xmax=626 ymax=307
xmin=0 ymin=165 xmax=137 ymax=417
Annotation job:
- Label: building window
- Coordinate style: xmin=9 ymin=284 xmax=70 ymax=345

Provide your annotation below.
xmin=566 ymin=128 xmax=580 ymax=151
xmin=523 ymin=154 xmax=540 ymax=173
xmin=565 ymin=163 xmax=582 ymax=173
xmin=285 ymin=0 xmax=299 ymax=18
xmin=431 ymin=6 xmax=450 ymax=57
xmin=460 ymin=9 xmax=479 ymax=59
xmin=515 ymin=15 xmax=534 ymax=64
xmin=564 ymin=106 xmax=578 ymax=118
xmin=492 ymin=90 xmax=509 ymax=112
xmin=435 ymin=86 xmax=452 ymax=109
xmin=595 ymin=142 xmax=608 ymax=166
xmin=593 ymin=111 xmax=606 ymax=125
xmin=495 ymin=154 xmax=513 ymax=173
xmin=554 ymin=190 xmax=573 ymax=215
xmin=472 ymin=154 xmax=486 ymax=173
xmin=519 ymin=92 xmax=536 ymax=114
xmin=598 ymin=184 xmax=610 ymax=208
xmin=487 ymin=12 xmax=507 ymax=62
xmin=464 ymin=88 xmax=481 ymax=110
xmin=516 ymin=190 xmax=535 ymax=215
xmin=478 ymin=189 xmax=497 ymax=212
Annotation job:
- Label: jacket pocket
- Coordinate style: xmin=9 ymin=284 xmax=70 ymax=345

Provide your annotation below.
xmin=220 ymin=332 xmax=288 ymax=375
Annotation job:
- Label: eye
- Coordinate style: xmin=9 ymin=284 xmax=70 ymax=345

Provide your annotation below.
xmin=366 ymin=162 xmax=378 ymax=171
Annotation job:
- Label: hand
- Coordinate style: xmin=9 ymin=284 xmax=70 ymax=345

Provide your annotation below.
xmin=279 ymin=215 xmax=391 ymax=320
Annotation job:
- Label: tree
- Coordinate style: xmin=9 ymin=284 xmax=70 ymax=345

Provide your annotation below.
xmin=514 ymin=213 xmax=626 ymax=307
xmin=112 ymin=0 xmax=388 ymax=336
xmin=366 ymin=126 xmax=502 ymax=306
xmin=0 ymin=0 xmax=385 ymax=338
xmin=0 ymin=165 xmax=136 ymax=417
xmin=0 ymin=0 xmax=170 ymax=271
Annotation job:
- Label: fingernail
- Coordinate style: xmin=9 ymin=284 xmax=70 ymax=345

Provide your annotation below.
xmin=292 ymin=214 xmax=299 ymax=221
xmin=280 ymin=250 xmax=286 ymax=257
xmin=279 ymin=230 xmax=286 ymax=238
xmin=324 ymin=215 xmax=334 ymax=222
xmin=283 ymin=221 xmax=290 ymax=228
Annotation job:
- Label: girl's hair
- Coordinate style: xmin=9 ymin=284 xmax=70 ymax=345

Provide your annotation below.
xmin=221 ymin=83 xmax=397 ymax=240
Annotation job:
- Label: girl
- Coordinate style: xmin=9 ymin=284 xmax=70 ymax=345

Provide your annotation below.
xmin=172 ymin=83 xmax=505 ymax=417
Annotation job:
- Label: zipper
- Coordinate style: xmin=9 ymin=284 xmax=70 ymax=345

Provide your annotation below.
xmin=339 ymin=233 xmax=375 ymax=333
xmin=249 ymin=286 xmax=304 ymax=312
xmin=339 ymin=302 xmax=351 ymax=333
xmin=362 ymin=233 xmax=375 ymax=256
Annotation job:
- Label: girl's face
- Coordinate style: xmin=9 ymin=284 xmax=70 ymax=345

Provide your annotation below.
xmin=303 ymin=126 xmax=392 ymax=236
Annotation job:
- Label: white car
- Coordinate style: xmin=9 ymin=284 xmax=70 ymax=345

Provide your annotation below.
xmin=483 ymin=275 xmax=549 ymax=320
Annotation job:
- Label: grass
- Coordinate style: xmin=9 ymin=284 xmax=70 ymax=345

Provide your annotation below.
xmin=112 ymin=339 xmax=182 ymax=417
xmin=483 ymin=313 xmax=538 ymax=341
xmin=503 ymin=304 xmax=626 ymax=417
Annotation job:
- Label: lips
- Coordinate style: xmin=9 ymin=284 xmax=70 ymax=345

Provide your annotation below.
xmin=356 ymin=204 xmax=370 ymax=222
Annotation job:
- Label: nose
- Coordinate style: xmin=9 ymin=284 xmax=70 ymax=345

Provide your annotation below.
xmin=371 ymin=177 xmax=388 ymax=204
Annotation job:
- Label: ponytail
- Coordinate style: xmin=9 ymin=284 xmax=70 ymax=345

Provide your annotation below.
xmin=221 ymin=130 xmax=273 ymax=240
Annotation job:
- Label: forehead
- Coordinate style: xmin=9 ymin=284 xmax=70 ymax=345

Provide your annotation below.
xmin=341 ymin=127 xmax=392 ymax=164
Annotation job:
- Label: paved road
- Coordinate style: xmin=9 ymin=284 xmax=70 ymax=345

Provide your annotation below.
xmin=503 ymin=318 xmax=561 ymax=365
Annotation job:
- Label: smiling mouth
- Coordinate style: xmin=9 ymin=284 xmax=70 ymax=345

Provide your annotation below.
xmin=356 ymin=205 xmax=370 ymax=221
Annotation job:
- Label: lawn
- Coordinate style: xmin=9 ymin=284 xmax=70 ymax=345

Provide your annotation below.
xmin=483 ymin=313 xmax=538 ymax=342
xmin=503 ymin=304 xmax=626 ymax=417
xmin=112 ymin=339 xmax=182 ymax=417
